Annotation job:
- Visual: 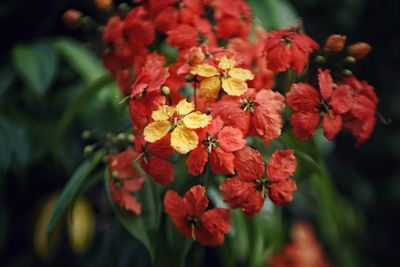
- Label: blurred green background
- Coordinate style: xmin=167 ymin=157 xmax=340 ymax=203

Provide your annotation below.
xmin=0 ymin=0 xmax=399 ymax=266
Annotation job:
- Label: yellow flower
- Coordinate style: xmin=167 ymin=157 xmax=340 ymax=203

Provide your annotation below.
xmin=143 ymin=99 xmax=212 ymax=154
xmin=190 ymin=56 xmax=254 ymax=97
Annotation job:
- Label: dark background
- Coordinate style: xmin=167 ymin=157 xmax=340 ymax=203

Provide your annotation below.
xmin=0 ymin=0 xmax=399 ymax=266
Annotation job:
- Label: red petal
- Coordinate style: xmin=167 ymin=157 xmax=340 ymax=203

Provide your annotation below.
xmin=108 ymin=149 xmax=142 ymax=180
xmin=217 ymin=126 xmax=246 ymax=152
xmin=286 ymin=83 xmax=320 ymax=112
xmin=123 ymin=178 xmax=144 ymax=192
xmin=290 ymin=43 xmax=309 ymax=73
xmin=252 ymin=106 xmax=283 ymax=145
xmin=268 ymin=179 xmax=297 ymax=205
xmin=330 ymin=85 xmax=351 ymax=114
xmin=234 ymin=146 xmax=265 ymax=181
xmin=318 ymin=69 xmax=333 ymax=100
xmin=120 ymin=188 xmax=142 ymax=215
xmin=146 ymin=156 xmax=174 ymax=185
xmin=147 ymin=134 xmax=174 ymax=158
xmin=290 ymin=111 xmax=320 ymax=140
xmin=210 ymin=148 xmax=235 ymax=175
xmin=207 ymin=116 xmax=224 ymax=137
xmin=164 ymin=190 xmax=192 ymax=237
xmin=322 ymin=113 xmax=343 ymax=140
xmin=220 ymin=178 xmax=263 ymax=216
xmin=186 ymin=147 xmax=209 ymax=176
xmin=196 ymin=208 xmax=231 ymax=247
xmin=183 ymin=185 xmax=209 ymax=217
xmin=266 ymin=43 xmax=291 ymax=73
xmin=266 ymin=150 xmax=297 ymax=182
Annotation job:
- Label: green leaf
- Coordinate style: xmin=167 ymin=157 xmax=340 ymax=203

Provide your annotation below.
xmin=47 ymin=150 xmax=105 ymax=237
xmin=12 ymin=39 xmax=58 ymax=95
xmin=103 ymin=167 xmax=155 ymax=263
xmin=52 ymin=37 xmax=106 ymax=84
xmin=0 ymin=63 xmax=16 ymax=96
xmin=249 ymin=0 xmax=299 ymax=30
xmin=51 ymin=73 xmax=113 ymax=154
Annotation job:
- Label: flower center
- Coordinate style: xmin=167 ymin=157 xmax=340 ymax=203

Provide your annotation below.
xmin=281 ymin=36 xmax=292 ymax=45
xmin=316 ymin=99 xmax=333 ymax=118
xmin=203 ymin=134 xmax=218 ymax=153
xmin=241 ymin=97 xmax=255 ymax=113
xmin=169 ymin=112 xmax=184 ymax=129
xmin=186 ymin=216 xmax=200 ymax=241
xmin=254 ymin=179 xmax=272 ymax=198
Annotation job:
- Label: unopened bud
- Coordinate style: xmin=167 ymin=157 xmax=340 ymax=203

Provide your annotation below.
xmin=111 ymin=170 xmax=119 ymax=178
xmin=63 ymin=9 xmax=82 ymax=26
xmin=127 ymin=134 xmax=134 ymax=143
xmin=325 ymin=34 xmax=346 ymax=53
xmin=161 ymin=86 xmax=170 ymax=96
xmin=83 ymin=145 xmax=93 ymax=156
xmin=117 ymin=3 xmax=131 ymax=13
xmin=342 ymin=69 xmax=353 ymax=77
xmin=188 ymin=47 xmax=205 ymax=66
xmin=95 ymin=0 xmax=113 ymax=11
xmin=344 ymin=56 xmax=356 ymax=64
xmin=185 ymin=74 xmax=195 ymax=82
xmin=81 ymin=131 xmax=91 ymax=140
xmin=117 ymin=133 xmax=126 ymax=142
xmin=315 ymin=55 xmax=326 ymax=64
xmin=348 ymin=42 xmax=372 ymax=60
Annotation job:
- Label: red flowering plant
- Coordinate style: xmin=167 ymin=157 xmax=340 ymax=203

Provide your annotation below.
xmin=49 ymin=0 xmax=382 ymax=266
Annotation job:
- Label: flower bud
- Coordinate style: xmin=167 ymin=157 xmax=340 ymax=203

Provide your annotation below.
xmin=117 ymin=133 xmax=126 ymax=141
xmin=185 ymin=74 xmax=195 ymax=82
xmin=62 ymin=9 xmax=81 ymax=26
xmin=342 ymin=69 xmax=353 ymax=77
xmin=188 ymin=48 xmax=205 ymax=66
xmin=83 ymin=145 xmax=93 ymax=156
xmin=344 ymin=56 xmax=356 ymax=64
xmin=161 ymin=85 xmax=171 ymax=96
xmin=348 ymin=42 xmax=372 ymax=60
xmin=95 ymin=0 xmax=113 ymax=11
xmin=81 ymin=130 xmax=91 ymax=140
xmin=325 ymin=34 xmax=346 ymax=53
xmin=315 ymin=55 xmax=326 ymax=64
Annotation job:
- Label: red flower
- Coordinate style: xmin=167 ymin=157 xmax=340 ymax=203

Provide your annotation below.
xmin=164 ymin=185 xmax=231 ymax=246
xmin=220 ymin=146 xmax=297 ymax=216
xmin=108 ymin=149 xmax=144 ymax=215
xmin=286 ymin=69 xmax=351 ymax=140
xmin=186 ymin=116 xmax=246 ymax=176
xmin=134 ymin=134 xmax=175 ymax=185
xmin=264 ymin=28 xmax=319 ymax=73
xmin=342 ymin=76 xmax=378 ymax=147
xmin=130 ymin=53 xmax=170 ymax=97
xmin=211 ymin=88 xmax=285 ymax=145
xmin=123 ymin=6 xmax=155 ymax=47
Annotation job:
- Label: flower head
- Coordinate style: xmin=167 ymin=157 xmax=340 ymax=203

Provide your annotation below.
xmin=164 ymin=185 xmax=231 ymax=246
xmin=143 ymin=99 xmax=212 ymax=154
xmin=220 ymin=146 xmax=297 ymax=216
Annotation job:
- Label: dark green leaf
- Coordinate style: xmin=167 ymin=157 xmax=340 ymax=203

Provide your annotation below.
xmin=52 ymin=37 xmax=106 ymax=84
xmin=0 ymin=63 xmax=16 ymax=96
xmin=12 ymin=40 xmax=57 ymax=95
xmin=47 ymin=150 xmax=105 ymax=237
xmin=51 ymin=73 xmax=113 ymax=154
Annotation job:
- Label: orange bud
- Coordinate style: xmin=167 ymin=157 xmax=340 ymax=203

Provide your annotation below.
xmin=348 ymin=42 xmax=372 ymax=60
xmin=95 ymin=0 xmax=113 ymax=11
xmin=62 ymin=9 xmax=81 ymax=26
xmin=188 ymin=47 xmax=205 ymax=66
xmin=325 ymin=34 xmax=346 ymax=53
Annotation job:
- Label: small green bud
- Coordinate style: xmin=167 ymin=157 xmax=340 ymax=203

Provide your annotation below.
xmin=342 ymin=69 xmax=353 ymax=77
xmin=127 ymin=134 xmax=134 ymax=143
xmin=81 ymin=131 xmax=91 ymax=140
xmin=117 ymin=133 xmax=126 ymax=142
xmin=344 ymin=56 xmax=356 ymax=64
xmin=315 ymin=55 xmax=326 ymax=64
xmin=161 ymin=86 xmax=170 ymax=96
xmin=83 ymin=145 xmax=93 ymax=156
xmin=185 ymin=74 xmax=195 ymax=82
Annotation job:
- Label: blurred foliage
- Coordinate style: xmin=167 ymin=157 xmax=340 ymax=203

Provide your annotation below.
xmin=0 ymin=0 xmax=399 ymax=267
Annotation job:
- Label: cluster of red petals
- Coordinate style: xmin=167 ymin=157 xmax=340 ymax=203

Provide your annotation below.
xmin=268 ymin=223 xmax=331 ymax=267
xmin=108 ymin=149 xmax=144 ymax=215
xmin=211 ymin=89 xmax=285 ymax=145
xmin=287 ymin=69 xmax=351 ymax=140
xmin=164 ymin=185 xmax=231 ymax=246
xmin=186 ymin=116 xmax=246 ymax=176
xmin=220 ymin=146 xmax=297 ymax=217
xmin=342 ymin=76 xmax=378 ymax=147
xmin=264 ymin=28 xmax=319 ymax=73
xmin=134 ymin=134 xmax=175 ymax=186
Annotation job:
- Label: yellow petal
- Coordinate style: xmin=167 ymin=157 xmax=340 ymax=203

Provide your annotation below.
xmin=152 ymin=105 xmax=175 ymax=121
xmin=176 ymin=99 xmax=194 ymax=116
xmin=183 ymin=111 xmax=212 ymax=129
xmin=228 ymin=68 xmax=254 ymax=81
xmin=198 ymin=77 xmax=221 ymax=101
xmin=171 ymin=126 xmax=199 ymax=154
xmin=143 ymin=121 xmax=171 ymax=143
xmin=218 ymin=56 xmax=236 ymax=70
xmin=222 ymin=78 xmax=248 ymax=96
xmin=190 ymin=64 xmax=219 ymax=77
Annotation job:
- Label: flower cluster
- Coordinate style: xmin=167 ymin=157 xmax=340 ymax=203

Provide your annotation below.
xmin=66 ymin=0 xmax=380 ymax=247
